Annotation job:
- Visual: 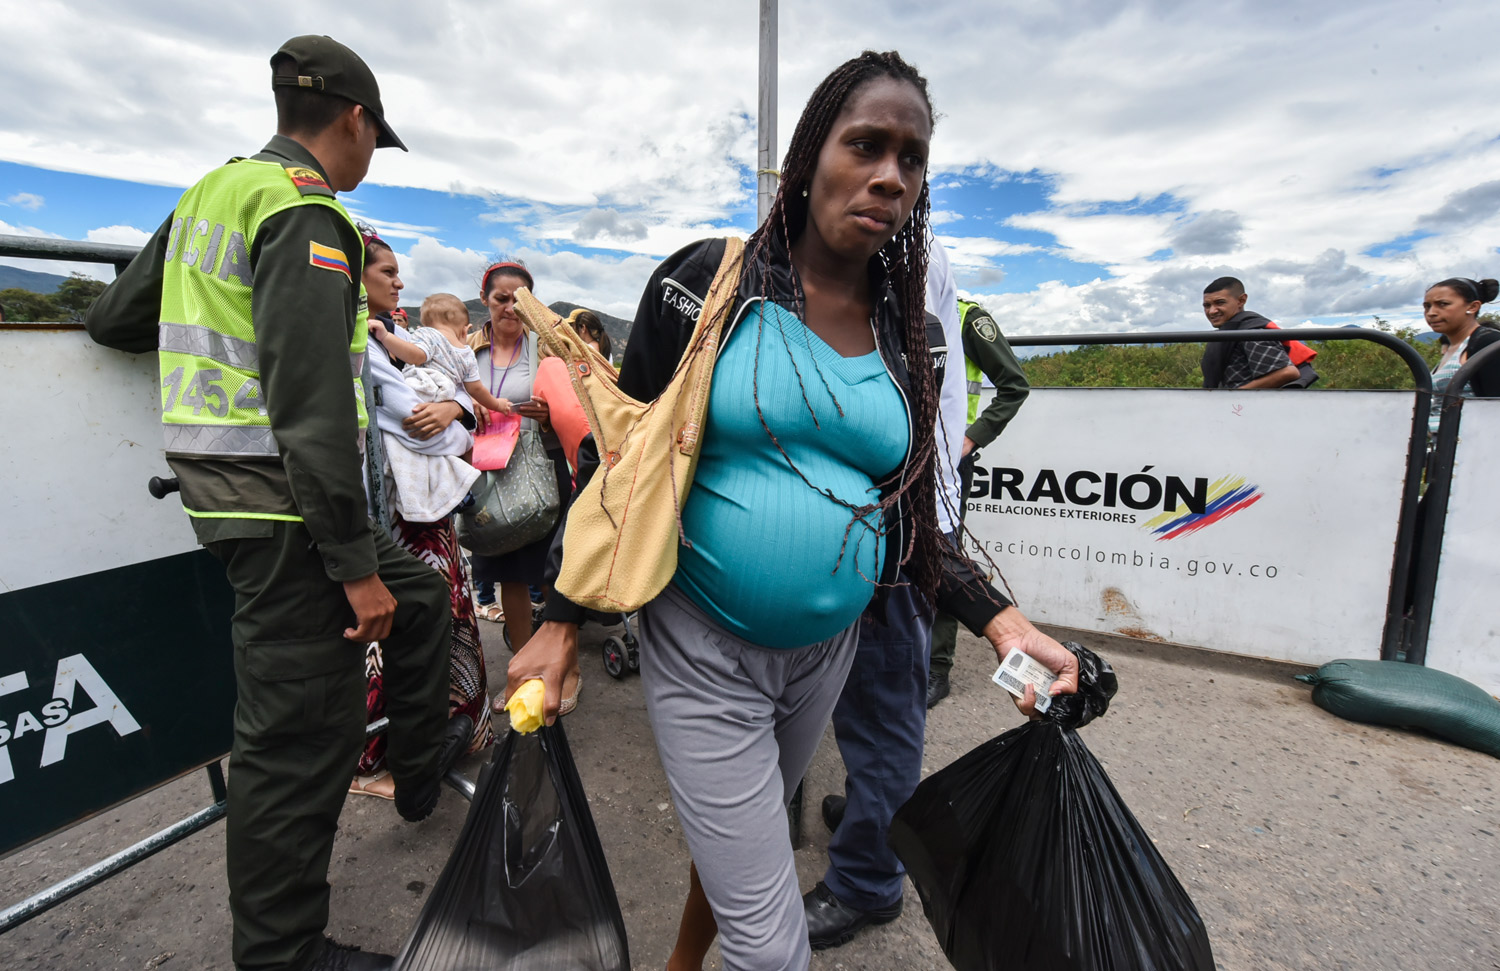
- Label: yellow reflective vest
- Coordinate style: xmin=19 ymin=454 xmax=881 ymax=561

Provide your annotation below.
xmin=958 ymin=299 xmax=985 ymax=424
xmin=157 ymin=158 xmax=368 ymax=520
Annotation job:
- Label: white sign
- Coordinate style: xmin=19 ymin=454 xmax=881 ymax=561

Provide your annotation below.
xmin=962 ymin=388 xmax=1416 ymax=666
xmin=1423 ymin=398 xmax=1500 ymax=696
xmin=0 ymin=331 xmax=198 ymax=592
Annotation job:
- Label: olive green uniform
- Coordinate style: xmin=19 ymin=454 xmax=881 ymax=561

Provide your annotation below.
xmin=930 ymin=301 xmax=1030 ymax=678
xmin=86 ymin=136 xmax=451 ymax=971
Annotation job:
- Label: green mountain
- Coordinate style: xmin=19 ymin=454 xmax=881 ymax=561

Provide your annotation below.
xmin=0 ymin=266 xmax=70 ymax=293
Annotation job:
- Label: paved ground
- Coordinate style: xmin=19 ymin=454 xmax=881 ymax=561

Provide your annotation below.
xmin=3 ymin=621 xmax=1497 ymax=971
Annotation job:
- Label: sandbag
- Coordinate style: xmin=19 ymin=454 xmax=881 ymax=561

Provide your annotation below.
xmin=889 ymin=643 xmax=1215 ymax=971
xmin=1296 ymin=659 xmax=1500 ymax=758
xmin=393 ymin=723 xmax=629 ymax=971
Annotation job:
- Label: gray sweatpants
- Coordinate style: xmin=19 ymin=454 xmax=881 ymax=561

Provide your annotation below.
xmin=639 ymin=583 xmax=861 ymax=971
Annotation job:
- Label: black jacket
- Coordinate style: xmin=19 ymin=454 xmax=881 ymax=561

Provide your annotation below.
xmin=542 ymin=235 xmax=1012 ymax=636
xmin=1201 ymin=310 xmax=1319 ymax=389
xmin=1440 ymin=325 xmax=1500 ymax=398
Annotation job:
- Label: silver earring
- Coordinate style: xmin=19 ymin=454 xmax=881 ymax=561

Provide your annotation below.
xmin=802 ymin=187 xmax=809 ymax=197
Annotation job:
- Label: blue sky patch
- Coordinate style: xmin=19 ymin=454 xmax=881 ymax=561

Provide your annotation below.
xmin=1362 ymin=230 xmax=1435 ymax=258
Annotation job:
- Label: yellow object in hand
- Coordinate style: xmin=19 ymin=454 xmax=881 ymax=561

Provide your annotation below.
xmin=506 ymin=679 xmax=546 ymax=734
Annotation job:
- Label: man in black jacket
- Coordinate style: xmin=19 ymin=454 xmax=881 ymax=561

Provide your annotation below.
xmin=1200 ymin=276 xmax=1316 ymax=389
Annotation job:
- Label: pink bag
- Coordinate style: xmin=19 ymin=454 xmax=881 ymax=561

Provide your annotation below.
xmin=471 ymin=413 xmax=521 ymax=471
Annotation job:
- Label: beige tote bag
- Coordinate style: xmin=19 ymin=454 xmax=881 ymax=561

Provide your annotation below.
xmin=512 ymin=237 xmax=745 ymax=611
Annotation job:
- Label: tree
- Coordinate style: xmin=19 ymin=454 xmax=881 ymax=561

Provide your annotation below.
xmin=0 ymin=287 xmax=64 ymax=322
xmin=1020 ymin=321 xmax=1440 ymax=391
xmin=53 ymin=274 xmax=108 ymax=322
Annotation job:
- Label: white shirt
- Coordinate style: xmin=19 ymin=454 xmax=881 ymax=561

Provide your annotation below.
xmin=926 ymin=237 xmax=966 ymax=535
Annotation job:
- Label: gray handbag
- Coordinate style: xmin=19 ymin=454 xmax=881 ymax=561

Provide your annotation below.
xmin=457 ymin=335 xmax=560 ymax=556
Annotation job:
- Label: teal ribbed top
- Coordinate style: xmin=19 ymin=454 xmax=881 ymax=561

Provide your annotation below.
xmin=674 ymin=300 xmax=910 ymax=648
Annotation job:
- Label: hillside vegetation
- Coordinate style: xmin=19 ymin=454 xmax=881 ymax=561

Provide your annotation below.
xmin=1020 ymin=320 xmax=1446 ymax=390
xmin=0 ymin=274 xmax=107 ymax=323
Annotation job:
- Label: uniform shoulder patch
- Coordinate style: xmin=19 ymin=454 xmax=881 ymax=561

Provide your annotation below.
xmin=309 ymin=241 xmax=352 ymax=282
xmin=971 ymin=314 xmax=1000 ymax=343
xmin=285 ymin=166 xmax=335 ymax=196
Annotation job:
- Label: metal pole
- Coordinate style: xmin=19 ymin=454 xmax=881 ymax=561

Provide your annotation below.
xmin=0 ymin=776 xmax=228 ymax=934
xmin=757 ymin=0 xmax=778 ymax=226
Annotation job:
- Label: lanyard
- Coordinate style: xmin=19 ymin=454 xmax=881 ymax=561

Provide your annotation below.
xmin=487 ymin=331 xmax=526 ymax=399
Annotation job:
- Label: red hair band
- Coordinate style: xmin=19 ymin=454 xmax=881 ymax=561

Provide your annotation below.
xmin=482 ymin=261 xmax=534 ymax=295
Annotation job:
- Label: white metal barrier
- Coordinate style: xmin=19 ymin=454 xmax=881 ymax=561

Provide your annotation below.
xmin=2 ymin=331 xmax=199 ymax=592
xmin=1421 ymin=398 xmax=1500 ymax=695
xmin=961 ymin=387 xmax=1417 ymax=667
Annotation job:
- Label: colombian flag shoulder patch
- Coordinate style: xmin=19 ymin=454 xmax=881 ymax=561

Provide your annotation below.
xmin=309 ymin=241 xmax=352 ymax=281
xmin=287 ymin=166 xmax=328 ymax=189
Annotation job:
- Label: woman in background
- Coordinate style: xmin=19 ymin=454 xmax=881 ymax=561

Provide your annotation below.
xmin=1424 ymin=276 xmax=1500 ymax=438
xmin=468 ymin=262 xmax=581 ymax=712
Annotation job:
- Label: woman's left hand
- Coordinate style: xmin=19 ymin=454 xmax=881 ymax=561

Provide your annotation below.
xmin=404 ymin=400 xmax=463 ymax=440
xmin=515 ymin=395 xmax=550 ymax=430
xmin=980 ymin=606 xmax=1080 ymax=719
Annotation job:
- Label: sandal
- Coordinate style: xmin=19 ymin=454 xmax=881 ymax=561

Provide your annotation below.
xmin=559 ymin=670 xmax=582 ymax=718
xmin=476 ymin=602 xmax=505 ymax=623
xmin=349 ymin=770 xmax=395 ymax=800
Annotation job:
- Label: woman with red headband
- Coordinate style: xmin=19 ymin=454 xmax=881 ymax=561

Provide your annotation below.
xmin=467 ymin=261 xmax=581 ymax=711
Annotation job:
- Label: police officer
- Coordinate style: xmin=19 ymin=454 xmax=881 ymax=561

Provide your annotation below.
xmin=86 ymin=36 xmax=467 ymax=971
xmin=923 ymin=298 xmax=1029 ymax=707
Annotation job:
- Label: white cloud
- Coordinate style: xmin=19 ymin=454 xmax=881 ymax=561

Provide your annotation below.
xmin=573 ymin=208 xmax=649 ymax=243
xmin=85 ymin=224 xmax=151 ymax=246
xmin=5 ymin=192 xmax=44 ymax=211
xmin=2 ymin=0 xmax=1499 ymax=327
xmin=386 ymin=232 xmax=683 ymax=321
xmin=391 ymin=236 xmax=493 ymax=304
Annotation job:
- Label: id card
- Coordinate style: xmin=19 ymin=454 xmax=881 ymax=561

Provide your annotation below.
xmin=991 ymin=647 xmax=1057 ymax=713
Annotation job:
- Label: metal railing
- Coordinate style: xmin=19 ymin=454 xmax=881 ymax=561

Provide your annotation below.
xmin=1401 ymin=340 xmax=1500 ymax=665
xmin=0 ymin=233 xmax=139 ymax=276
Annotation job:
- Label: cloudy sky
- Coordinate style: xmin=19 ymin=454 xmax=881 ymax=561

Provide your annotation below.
xmin=3 ymin=0 xmax=1498 ymax=334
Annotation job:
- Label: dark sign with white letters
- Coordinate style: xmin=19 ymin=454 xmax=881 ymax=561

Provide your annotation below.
xmin=0 ymin=550 xmax=235 ymax=857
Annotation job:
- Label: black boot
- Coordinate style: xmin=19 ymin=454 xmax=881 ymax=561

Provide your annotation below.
xmin=925 ymin=669 xmax=950 ymax=709
xmin=307 ymin=937 xmax=394 ymax=971
xmin=395 ymin=712 xmax=473 ymax=822
xmin=802 ymin=881 xmax=903 ymax=950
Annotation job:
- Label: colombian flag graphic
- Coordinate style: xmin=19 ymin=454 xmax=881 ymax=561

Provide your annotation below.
xmin=1142 ymin=475 xmax=1263 ymax=541
xmin=308 ymin=241 xmax=352 ymax=282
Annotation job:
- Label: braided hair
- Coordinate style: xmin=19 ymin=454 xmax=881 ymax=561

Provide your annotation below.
xmin=746 ymin=50 xmax=944 ymax=606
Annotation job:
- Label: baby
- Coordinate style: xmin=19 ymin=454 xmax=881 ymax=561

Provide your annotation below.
xmin=371 ymin=293 xmax=516 ymax=417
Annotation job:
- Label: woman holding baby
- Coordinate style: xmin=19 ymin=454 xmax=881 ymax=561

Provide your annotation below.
xmin=349 ymin=229 xmax=492 ymax=800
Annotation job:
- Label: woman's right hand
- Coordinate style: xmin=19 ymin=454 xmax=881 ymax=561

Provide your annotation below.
xmin=404 ymin=400 xmax=463 ymax=440
xmin=504 ymin=621 xmax=579 ymax=726
xmin=473 ymin=402 xmax=490 ymax=433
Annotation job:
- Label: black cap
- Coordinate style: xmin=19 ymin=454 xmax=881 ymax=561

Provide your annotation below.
xmin=271 ymin=35 xmax=407 ymax=152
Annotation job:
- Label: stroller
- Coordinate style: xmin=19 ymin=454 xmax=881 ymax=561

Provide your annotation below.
xmin=500 ymin=595 xmax=641 ymax=680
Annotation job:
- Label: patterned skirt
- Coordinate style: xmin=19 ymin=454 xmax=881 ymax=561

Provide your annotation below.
xmin=359 ymin=514 xmax=493 ymax=774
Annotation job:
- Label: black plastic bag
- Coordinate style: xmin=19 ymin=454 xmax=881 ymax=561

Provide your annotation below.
xmin=889 ymin=643 xmax=1214 ymax=971
xmin=394 ymin=722 xmax=630 ymax=971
